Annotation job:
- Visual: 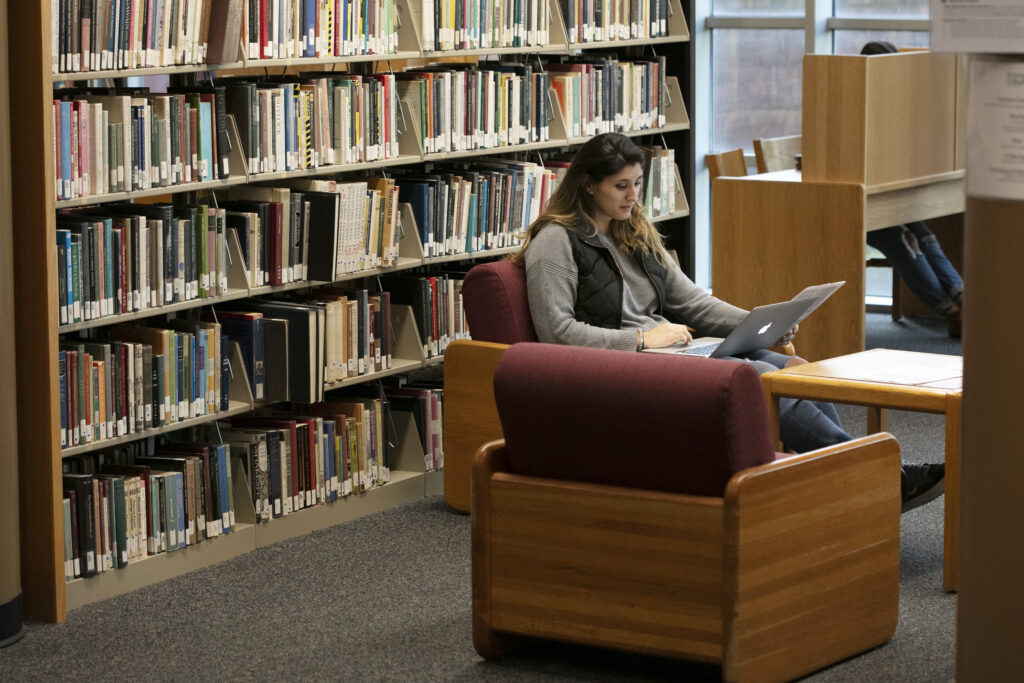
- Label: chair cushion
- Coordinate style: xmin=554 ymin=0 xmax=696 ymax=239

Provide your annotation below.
xmin=463 ymin=261 xmax=539 ymax=344
xmin=493 ymin=343 xmax=777 ymax=497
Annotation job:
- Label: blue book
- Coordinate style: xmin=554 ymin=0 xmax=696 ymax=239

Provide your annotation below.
xmin=305 ymin=0 xmax=316 ymax=57
xmin=397 ymin=182 xmax=431 ymax=255
xmin=191 ymin=332 xmax=199 ymax=415
xmin=466 ymin=197 xmax=477 ymax=253
xmin=60 ymin=101 xmax=72 ymax=200
xmin=57 ymin=229 xmax=73 ymax=319
xmin=323 ymin=421 xmax=336 ymax=502
xmin=199 ymin=101 xmax=214 ymax=181
xmin=283 ymin=85 xmax=296 ymax=171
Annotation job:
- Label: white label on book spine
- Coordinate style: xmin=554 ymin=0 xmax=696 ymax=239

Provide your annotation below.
xmin=222 ymin=512 xmax=230 ymax=528
xmin=86 ymin=551 xmax=95 ymax=571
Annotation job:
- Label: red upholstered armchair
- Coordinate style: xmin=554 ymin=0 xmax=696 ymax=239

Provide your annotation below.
xmin=443 ymin=260 xmax=535 ymax=511
xmin=472 ymin=343 xmax=901 ymax=682
xmin=445 ymin=258 xmax=796 ymax=512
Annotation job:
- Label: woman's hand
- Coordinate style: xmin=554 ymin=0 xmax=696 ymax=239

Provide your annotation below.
xmin=642 ymin=322 xmax=693 ymax=349
xmin=773 ymin=325 xmax=799 ymax=347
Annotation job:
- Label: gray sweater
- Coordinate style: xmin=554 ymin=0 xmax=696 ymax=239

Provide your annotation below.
xmin=524 ymin=224 xmax=747 ymax=351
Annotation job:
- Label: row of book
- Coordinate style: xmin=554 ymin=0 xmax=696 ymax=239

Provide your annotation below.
xmin=398 ymin=65 xmax=550 ymax=155
xmin=242 ymin=0 xmax=398 ymax=59
xmin=57 ymin=202 xmax=231 ymax=326
xmin=637 ymin=144 xmax=678 ymax=218
xmin=549 ymin=56 xmax=668 ymax=138
xmin=59 ymin=319 xmax=230 ymax=449
xmin=420 ymin=0 xmax=551 ymax=52
xmin=393 ymin=160 xmax=546 ymax=259
xmin=61 ymin=386 xmax=444 ymax=581
xmin=53 ymin=0 xmax=223 ymax=74
xmin=53 ymin=60 xmax=675 ymax=200
xmin=51 ymin=0 xmax=402 ymax=76
xmin=53 ymin=86 xmax=231 ymax=201
xmin=62 ymin=435 xmax=244 ymax=578
xmin=560 ymin=0 xmax=670 ymax=44
xmin=383 ymin=273 xmax=469 ymax=359
xmin=216 ymin=291 xmax=394 ymax=406
xmin=225 ymin=75 xmax=400 ymax=175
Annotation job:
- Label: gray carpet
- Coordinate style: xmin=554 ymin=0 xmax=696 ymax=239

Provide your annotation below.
xmin=0 ymin=313 xmax=961 ymax=681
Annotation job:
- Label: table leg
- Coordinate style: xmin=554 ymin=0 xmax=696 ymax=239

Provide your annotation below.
xmin=867 ymin=407 xmax=889 ymax=434
xmin=944 ymin=392 xmax=962 ymax=592
xmin=762 ymin=374 xmax=783 ymax=451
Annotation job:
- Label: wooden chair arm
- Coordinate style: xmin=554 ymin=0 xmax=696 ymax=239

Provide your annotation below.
xmin=443 ymin=340 xmax=511 ymax=512
xmin=723 ymin=432 xmax=901 ymax=682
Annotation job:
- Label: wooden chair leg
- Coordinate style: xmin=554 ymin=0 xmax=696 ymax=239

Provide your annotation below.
xmin=891 ymin=270 xmax=902 ymax=321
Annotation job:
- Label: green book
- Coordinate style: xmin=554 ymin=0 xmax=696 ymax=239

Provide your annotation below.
xmin=62 ymin=497 xmax=74 ymax=581
xmin=161 ymin=472 xmax=179 ymax=552
xmin=197 ymin=204 xmax=209 ymax=298
xmin=70 ymin=237 xmax=82 ymax=323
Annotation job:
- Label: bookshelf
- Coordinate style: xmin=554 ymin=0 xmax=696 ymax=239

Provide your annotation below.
xmin=11 ymin=0 xmax=691 ymax=623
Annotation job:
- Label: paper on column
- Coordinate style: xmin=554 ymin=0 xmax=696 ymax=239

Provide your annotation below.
xmin=931 ymin=0 xmax=1024 ymax=54
xmin=966 ymin=55 xmax=1024 ymax=202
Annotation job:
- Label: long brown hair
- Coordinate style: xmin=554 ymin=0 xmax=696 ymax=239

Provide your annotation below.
xmin=512 ymin=133 xmax=669 ymax=264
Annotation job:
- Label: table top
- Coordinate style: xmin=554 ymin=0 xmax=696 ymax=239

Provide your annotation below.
xmin=774 ymin=348 xmax=962 ymax=393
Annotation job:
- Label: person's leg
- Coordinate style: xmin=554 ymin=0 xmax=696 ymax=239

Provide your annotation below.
xmin=904 ymin=221 xmax=963 ymax=303
xmin=725 ymin=353 xmax=945 ymax=510
xmin=730 ymin=352 xmax=853 ymax=452
xmin=867 ymin=225 xmax=959 ymax=315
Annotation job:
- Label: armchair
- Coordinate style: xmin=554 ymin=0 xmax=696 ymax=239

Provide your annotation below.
xmin=472 ymin=343 xmax=901 ymax=682
xmin=444 ymin=259 xmax=536 ymax=512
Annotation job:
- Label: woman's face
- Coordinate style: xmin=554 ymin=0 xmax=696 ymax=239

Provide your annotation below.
xmin=588 ymin=163 xmax=643 ymax=229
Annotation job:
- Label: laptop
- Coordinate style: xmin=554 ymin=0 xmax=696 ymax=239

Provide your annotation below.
xmin=644 ymin=281 xmax=845 ymax=359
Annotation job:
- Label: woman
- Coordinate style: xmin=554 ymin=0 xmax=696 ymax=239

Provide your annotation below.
xmin=514 ymin=133 xmax=944 ymax=511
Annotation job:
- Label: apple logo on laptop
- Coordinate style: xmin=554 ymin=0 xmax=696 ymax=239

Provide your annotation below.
xmin=758 ymin=323 xmax=773 ymax=335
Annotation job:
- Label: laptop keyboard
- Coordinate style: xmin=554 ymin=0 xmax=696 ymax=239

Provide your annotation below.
xmin=677 ymin=343 xmax=720 ymax=357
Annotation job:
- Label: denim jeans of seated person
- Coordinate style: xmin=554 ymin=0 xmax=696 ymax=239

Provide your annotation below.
xmin=867 ymin=221 xmax=964 ymax=316
xmin=726 ymin=348 xmax=852 ymax=454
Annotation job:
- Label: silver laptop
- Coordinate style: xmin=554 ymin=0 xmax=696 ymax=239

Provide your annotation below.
xmin=645 ymin=281 xmax=845 ymax=359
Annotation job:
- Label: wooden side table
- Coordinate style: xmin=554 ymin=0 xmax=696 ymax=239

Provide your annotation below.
xmin=761 ymin=349 xmax=963 ymax=591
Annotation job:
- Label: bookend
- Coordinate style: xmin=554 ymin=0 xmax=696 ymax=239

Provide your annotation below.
xmin=230 ymin=456 xmax=259 ymax=526
xmin=390 ymin=409 xmax=432 ymax=475
xmin=227 ymin=341 xmax=256 ymax=407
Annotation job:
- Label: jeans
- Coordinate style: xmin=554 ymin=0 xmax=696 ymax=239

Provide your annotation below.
xmin=726 ymin=349 xmax=853 ymax=453
xmin=867 ymin=221 xmax=964 ymax=315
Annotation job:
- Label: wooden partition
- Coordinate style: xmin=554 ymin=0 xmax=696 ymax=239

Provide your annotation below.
xmin=802 ymin=51 xmax=962 ymax=188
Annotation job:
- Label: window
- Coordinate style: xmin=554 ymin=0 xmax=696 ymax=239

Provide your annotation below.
xmin=711 ymin=29 xmax=803 ymax=152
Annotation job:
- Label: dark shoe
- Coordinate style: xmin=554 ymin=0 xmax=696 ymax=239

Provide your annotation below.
xmin=901 ymin=463 xmax=945 ymax=513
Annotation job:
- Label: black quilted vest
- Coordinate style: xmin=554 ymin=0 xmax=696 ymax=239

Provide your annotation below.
xmin=566 ymin=230 xmax=669 ymax=329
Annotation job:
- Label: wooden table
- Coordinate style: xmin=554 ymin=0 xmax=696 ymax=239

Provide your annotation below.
xmin=761 ymin=348 xmax=963 ymax=591
xmin=711 ymin=169 xmax=964 ymax=362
